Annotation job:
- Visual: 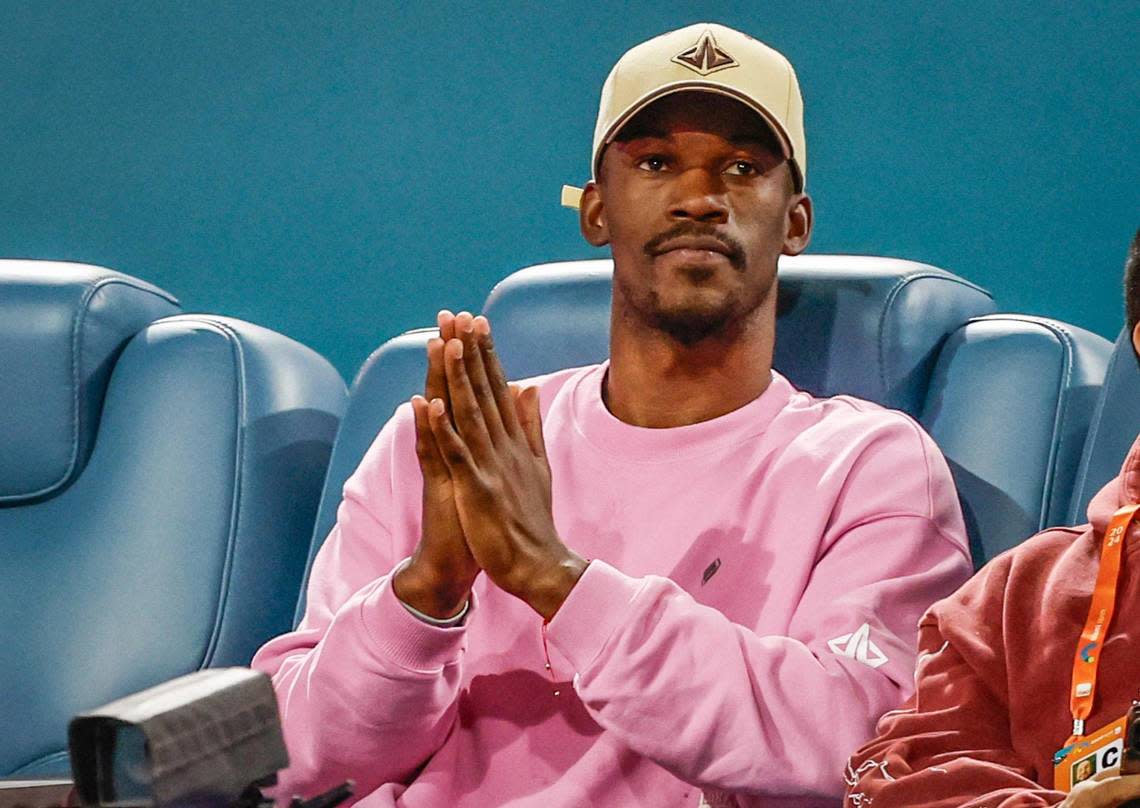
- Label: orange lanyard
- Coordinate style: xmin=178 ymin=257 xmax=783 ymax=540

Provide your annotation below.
xmin=1068 ymin=503 xmax=1140 ymax=741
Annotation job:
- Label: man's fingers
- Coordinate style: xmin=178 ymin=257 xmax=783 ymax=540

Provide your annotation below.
xmin=1098 ymin=770 xmax=1140 ymax=793
xmin=437 ymin=309 xmax=456 ymax=342
xmin=412 ymin=395 xmax=447 ymax=477
xmin=425 ymin=337 xmax=448 ymax=406
xmin=458 ymin=317 xmax=507 ymax=444
xmin=443 ymin=337 xmax=493 ymax=455
xmin=475 ymin=316 xmax=522 ymax=436
xmin=516 ymin=385 xmax=547 ymax=459
xmin=428 ymin=397 xmax=474 ymax=475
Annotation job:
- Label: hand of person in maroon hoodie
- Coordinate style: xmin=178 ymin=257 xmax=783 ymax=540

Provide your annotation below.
xmin=428 ymin=314 xmax=588 ymax=620
xmin=1060 ymin=767 xmax=1140 ymax=808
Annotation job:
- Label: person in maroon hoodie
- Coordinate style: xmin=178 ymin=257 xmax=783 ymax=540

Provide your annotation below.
xmin=845 ymin=230 xmax=1140 ymax=808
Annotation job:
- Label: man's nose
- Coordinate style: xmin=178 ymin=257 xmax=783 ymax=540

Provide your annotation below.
xmin=669 ymin=169 xmax=729 ymax=223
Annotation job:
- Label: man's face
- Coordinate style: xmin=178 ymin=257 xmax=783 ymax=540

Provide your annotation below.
xmin=581 ymin=91 xmax=811 ymax=346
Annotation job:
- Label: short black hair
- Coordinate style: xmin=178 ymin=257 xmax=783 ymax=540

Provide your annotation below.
xmin=1127 ymin=228 xmax=1140 ymax=364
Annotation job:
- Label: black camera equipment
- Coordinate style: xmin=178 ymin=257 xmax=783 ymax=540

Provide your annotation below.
xmin=67 ymin=668 xmax=351 ymax=808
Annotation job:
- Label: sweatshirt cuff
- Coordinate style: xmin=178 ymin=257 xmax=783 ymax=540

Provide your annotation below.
xmin=357 ymin=565 xmax=470 ymax=673
xmin=544 ymin=559 xmax=646 ymax=673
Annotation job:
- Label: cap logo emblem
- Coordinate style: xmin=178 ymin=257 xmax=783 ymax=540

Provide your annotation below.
xmin=672 ymin=30 xmax=738 ymax=76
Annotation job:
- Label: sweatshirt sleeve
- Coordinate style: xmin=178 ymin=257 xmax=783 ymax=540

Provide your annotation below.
xmin=250 ymin=404 xmax=468 ymax=801
xmin=844 ymin=572 xmax=1065 ymax=808
xmin=545 ymin=417 xmax=974 ymax=802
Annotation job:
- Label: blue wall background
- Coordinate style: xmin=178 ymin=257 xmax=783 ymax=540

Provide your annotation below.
xmin=1 ymin=2 xmax=1136 ymax=379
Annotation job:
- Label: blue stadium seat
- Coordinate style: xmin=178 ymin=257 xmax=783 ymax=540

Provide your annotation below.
xmin=0 ymin=261 xmax=347 ymax=777
xmin=1068 ymin=329 xmax=1140 ymax=523
xmin=920 ymin=316 xmax=1110 ymax=563
xmin=298 ymin=255 xmax=1112 ymax=618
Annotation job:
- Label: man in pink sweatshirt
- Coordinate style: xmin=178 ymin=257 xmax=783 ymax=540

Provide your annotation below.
xmin=253 ymin=23 xmax=972 ymax=807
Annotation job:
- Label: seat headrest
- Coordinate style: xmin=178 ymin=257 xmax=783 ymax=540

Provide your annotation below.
xmin=1069 ymin=329 xmax=1140 ymax=522
xmin=0 ymin=261 xmax=180 ymax=504
xmin=483 ymin=255 xmax=996 ymax=415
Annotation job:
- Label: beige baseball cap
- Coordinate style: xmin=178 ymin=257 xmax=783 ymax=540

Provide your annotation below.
xmin=561 ymin=22 xmax=806 ymax=209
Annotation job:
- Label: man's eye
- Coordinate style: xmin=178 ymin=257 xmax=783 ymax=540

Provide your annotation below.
xmin=725 ymin=160 xmax=757 ymax=176
xmin=637 ymin=156 xmax=667 ymax=172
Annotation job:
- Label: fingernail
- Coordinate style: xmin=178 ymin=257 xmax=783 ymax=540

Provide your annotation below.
xmin=430 ymin=398 xmax=445 ymax=415
xmin=449 ymin=339 xmax=464 ymax=358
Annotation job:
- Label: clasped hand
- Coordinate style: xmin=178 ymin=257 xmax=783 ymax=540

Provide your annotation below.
xmin=1059 ymin=767 xmax=1140 ymax=808
xmin=393 ymin=311 xmax=587 ymax=621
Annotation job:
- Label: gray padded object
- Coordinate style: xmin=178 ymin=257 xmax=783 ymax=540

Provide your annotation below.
xmin=0 ymin=261 xmax=180 ymax=502
xmin=0 ymin=308 xmax=346 ymax=777
xmin=920 ymin=316 xmax=1112 ymax=564
xmin=1069 ymin=329 xmax=1140 ymax=523
xmin=483 ymin=256 xmax=998 ymax=416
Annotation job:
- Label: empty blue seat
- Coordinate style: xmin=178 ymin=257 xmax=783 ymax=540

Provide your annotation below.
xmin=0 ymin=261 xmax=347 ymax=776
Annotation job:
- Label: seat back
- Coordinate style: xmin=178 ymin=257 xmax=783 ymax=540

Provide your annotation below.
xmin=0 ymin=262 xmax=346 ymax=776
xmin=0 ymin=261 xmax=180 ymax=502
xmin=1069 ymin=329 xmax=1140 ymax=523
xmin=920 ymin=316 xmax=1111 ymax=564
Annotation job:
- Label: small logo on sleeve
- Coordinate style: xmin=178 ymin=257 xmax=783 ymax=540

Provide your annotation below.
xmin=828 ymin=623 xmax=889 ymax=669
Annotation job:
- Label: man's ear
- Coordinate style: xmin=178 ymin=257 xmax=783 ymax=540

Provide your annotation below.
xmin=579 ymin=182 xmax=610 ymax=247
xmin=1131 ymin=321 xmax=1140 ymax=359
xmin=781 ymin=192 xmax=813 ymax=256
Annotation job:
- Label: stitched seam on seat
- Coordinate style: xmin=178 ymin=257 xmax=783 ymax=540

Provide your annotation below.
xmin=1069 ymin=335 xmax=1120 ymax=522
xmin=1038 ymin=323 xmax=1074 ymax=529
xmin=0 ymin=276 xmax=179 ymax=503
xmin=877 ymin=272 xmax=995 ymax=402
xmin=179 ymin=317 xmax=247 ymax=671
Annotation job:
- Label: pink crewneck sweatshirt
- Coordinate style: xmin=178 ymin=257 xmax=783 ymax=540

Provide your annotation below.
xmin=253 ymin=363 xmax=972 ymax=807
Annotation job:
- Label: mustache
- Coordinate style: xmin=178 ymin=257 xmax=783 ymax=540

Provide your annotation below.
xmin=642 ymin=222 xmax=746 ymax=269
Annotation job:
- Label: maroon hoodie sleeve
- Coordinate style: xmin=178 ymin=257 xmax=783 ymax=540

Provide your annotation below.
xmin=844 ymin=556 xmax=1066 ymax=808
